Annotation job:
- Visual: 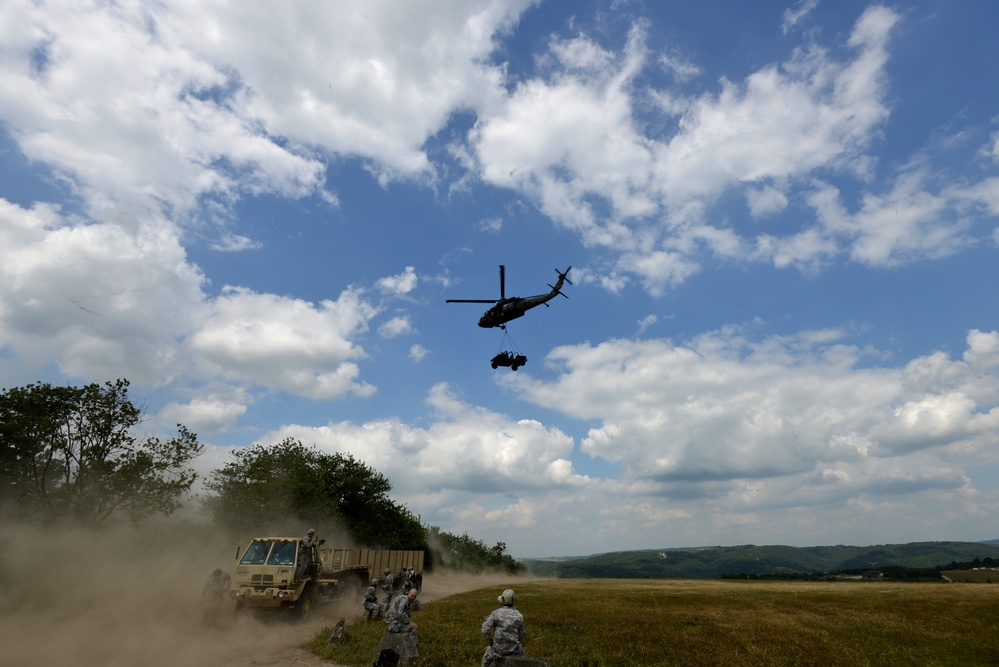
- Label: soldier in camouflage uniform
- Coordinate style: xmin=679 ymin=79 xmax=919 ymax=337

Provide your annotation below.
xmin=200 ymin=568 xmax=232 ymax=624
xmin=481 ymin=589 xmax=526 ymax=667
xmin=296 ymin=528 xmax=316 ymax=579
xmin=363 ymin=577 xmax=384 ymax=619
xmin=384 ymin=587 xmax=422 ymax=643
xmin=381 ymin=567 xmax=394 ymax=606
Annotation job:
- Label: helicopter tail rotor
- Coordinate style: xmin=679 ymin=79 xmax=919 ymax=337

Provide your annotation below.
xmin=548 ymin=266 xmax=572 ymax=298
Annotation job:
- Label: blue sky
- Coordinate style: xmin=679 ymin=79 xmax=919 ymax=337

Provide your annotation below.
xmin=1 ymin=0 xmax=998 ymax=558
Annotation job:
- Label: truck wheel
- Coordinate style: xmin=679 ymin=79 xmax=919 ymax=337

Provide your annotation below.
xmin=294 ymin=585 xmax=315 ymax=622
xmin=296 ymin=594 xmax=313 ymax=621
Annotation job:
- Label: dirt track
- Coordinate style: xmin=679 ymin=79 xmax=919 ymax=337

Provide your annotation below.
xmin=234 ymin=647 xmax=331 ymax=666
xmin=212 ymin=617 xmax=341 ymax=667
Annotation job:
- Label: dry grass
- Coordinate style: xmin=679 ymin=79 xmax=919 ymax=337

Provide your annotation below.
xmin=941 ymin=569 xmax=999 ymax=583
xmin=307 ymin=578 xmax=999 ymax=666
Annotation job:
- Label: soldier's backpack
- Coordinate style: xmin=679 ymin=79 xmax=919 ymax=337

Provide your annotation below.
xmin=373 ymin=648 xmax=399 ymax=667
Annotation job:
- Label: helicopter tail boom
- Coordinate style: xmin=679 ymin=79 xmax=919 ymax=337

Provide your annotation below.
xmin=547 ymin=284 xmax=569 ymax=299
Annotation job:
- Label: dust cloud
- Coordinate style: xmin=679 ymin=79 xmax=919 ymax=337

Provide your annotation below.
xmin=0 ymin=518 xmax=294 ymax=667
xmin=0 ymin=519 xmax=534 ymax=667
xmin=417 ymin=571 xmax=534 ymax=603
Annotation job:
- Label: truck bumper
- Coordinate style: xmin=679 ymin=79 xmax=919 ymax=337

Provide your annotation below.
xmin=231 ymin=587 xmax=294 ymax=608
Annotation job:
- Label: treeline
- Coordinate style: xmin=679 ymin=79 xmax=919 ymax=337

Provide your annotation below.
xmin=0 ymin=379 xmax=201 ymax=525
xmin=723 ymin=558 xmax=997 ymax=582
xmin=720 ymin=565 xmax=947 ymax=582
xmin=0 ymin=379 xmax=523 ymax=574
xmin=426 ymin=527 xmax=523 ymax=574
xmin=940 ymin=556 xmax=996 ymax=570
xmin=525 ymin=543 xmax=999 ymax=580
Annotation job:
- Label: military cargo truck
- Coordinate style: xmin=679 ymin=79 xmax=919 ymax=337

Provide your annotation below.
xmin=230 ymin=537 xmax=424 ymax=620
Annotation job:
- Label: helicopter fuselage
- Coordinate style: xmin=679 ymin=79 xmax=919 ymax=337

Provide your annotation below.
xmin=479 ymin=272 xmax=569 ymax=327
xmin=478 ymin=298 xmax=528 ymax=328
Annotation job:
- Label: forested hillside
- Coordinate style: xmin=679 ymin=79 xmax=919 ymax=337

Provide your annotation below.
xmin=524 ymin=541 xmax=999 ymax=579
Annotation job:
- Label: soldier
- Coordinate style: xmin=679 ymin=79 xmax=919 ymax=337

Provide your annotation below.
xmin=481 ymin=589 xmax=526 ymax=667
xmin=363 ymin=577 xmax=384 ymax=620
xmin=381 ymin=567 xmax=394 ymax=606
xmin=296 ymin=528 xmax=317 ymax=579
xmin=200 ymin=568 xmax=232 ymax=624
xmin=401 ymin=566 xmax=414 ymax=593
xmin=384 ymin=587 xmax=422 ymax=643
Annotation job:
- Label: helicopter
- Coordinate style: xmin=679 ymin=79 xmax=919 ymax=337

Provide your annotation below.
xmin=446 ymin=264 xmax=571 ymax=329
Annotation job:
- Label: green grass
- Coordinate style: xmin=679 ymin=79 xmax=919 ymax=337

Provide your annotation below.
xmin=305 ymin=579 xmax=999 ymax=666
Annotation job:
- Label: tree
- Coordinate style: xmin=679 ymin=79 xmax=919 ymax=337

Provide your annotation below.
xmin=205 ymin=438 xmax=427 ymax=551
xmin=0 ymin=379 xmax=203 ymax=524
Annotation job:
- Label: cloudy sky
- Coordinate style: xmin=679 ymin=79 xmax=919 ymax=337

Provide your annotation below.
xmin=2 ymin=0 xmax=998 ymax=558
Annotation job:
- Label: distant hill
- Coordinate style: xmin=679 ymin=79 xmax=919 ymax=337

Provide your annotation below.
xmin=523 ymin=542 xmax=999 ymax=579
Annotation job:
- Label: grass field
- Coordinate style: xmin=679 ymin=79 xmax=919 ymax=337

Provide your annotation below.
xmin=306 ymin=578 xmax=999 ymax=666
xmin=941 ymin=569 xmax=999 ymax=583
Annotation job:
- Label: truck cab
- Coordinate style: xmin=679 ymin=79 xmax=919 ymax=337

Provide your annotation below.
xmin=231 ymin=537 xmax=327 ymax=617
xmin=230 ymin=537 xmax=425 ymax=620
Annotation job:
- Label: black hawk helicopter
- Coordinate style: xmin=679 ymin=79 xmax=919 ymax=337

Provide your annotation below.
xmin=446 ymin=264 xmax=572 ymax=329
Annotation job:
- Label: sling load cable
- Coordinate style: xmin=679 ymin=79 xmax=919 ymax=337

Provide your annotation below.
xmin=496 ymin=328 xmax=524 ymax=356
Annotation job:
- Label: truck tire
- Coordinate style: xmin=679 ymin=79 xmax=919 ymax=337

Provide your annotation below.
xmin=294 ymin=585 xmax=315 ymax=621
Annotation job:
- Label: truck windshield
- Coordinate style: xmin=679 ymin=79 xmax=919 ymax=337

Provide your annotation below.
xmin=239 ymin=541 xmax=272 ymax=565
xmin=267 ymin=540 xmax=297 ymax=566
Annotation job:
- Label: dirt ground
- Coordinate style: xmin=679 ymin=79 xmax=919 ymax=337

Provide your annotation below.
xmin=0 ymin=521 xmax=528 ymax=667
xmin=239 ymin=647 xmax=332 ymax=667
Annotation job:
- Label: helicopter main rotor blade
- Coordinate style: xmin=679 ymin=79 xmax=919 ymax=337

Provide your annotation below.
xmin=445 ymin=299 xmax=498 ymax=303
xmin=499 ymin=264 xmax=505 ymax=300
